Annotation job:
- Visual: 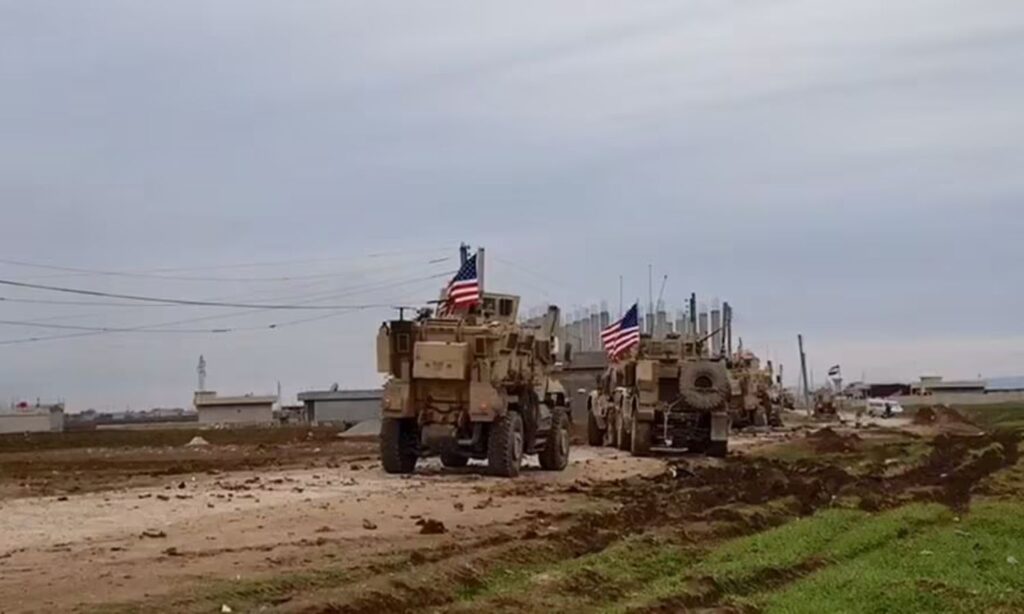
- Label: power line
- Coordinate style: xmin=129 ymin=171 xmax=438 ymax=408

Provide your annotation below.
xmin=0 ymin=259 xmax=453 ymax=324
xmin=0 ymin=255 xmax=453 ymax=282
xmin=0 ymin=272 xmax=452 ymax=310
xmin=0 ymin=269 xmax=448 ymax=346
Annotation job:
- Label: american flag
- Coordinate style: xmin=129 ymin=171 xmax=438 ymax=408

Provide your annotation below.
xmin=601 ymin=303 xmax=640 ymax=360
xmin=439 ymin=254 xmax=481 ymax=315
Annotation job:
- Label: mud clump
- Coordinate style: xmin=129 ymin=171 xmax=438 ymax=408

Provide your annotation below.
xmin=807 ymin=427 xmax=862 ymax=454
xmin=417 ymin=518 xmax=447 ymax=535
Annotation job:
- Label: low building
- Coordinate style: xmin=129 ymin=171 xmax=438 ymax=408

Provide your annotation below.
xmin=194 ymin=391 xmax=276 ymax=425
xmin=0 ymin=402 xmax=65 ymax=434
xmin=911 ymin=376 xmax=987 ymax=396
xmin=298 ymin=389 xmax=381 ymax=424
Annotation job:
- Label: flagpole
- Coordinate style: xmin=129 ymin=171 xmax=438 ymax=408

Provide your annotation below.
xmin=618 ymin=275 xmax=623 ymax=319
xmin=647 ymin=264 xmax=654 ymax=336
xmin=476 ymin=247 xmax=485 ymax=295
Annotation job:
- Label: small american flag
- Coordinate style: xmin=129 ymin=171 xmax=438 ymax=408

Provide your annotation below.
xmin=439 ymin=254 xmax=481 ymax=315
xmin=601 ymin=303 xmax=640 ymax=360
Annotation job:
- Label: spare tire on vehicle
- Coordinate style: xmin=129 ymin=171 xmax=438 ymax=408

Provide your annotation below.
xmin=679 ymin=361 xmax=729 ymax=412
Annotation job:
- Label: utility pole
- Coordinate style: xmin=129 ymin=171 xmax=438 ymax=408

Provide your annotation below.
xmin=197 ymin=355 xmax=207 ymax=392
xmin=689 ymin=293 xmax=697 ymax=335
xmin=459 ymin=242 xmax=470 ymax=266
xmin=647 ymin=264 xmax=654 ymax=336
xmin=798 ymin=334 xmax=811 ymax=415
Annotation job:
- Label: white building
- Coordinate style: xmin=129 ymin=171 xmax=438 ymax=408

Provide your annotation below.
xmin=0 ymin=403 xmax=65 ymax=434
xmin=194 ymin=391 xmax=276 ymax=425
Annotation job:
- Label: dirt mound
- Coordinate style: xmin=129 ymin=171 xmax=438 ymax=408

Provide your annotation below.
xmin=806 ymin=427 xmax=862 ymax=453
xmin=912 ymin=405 xmax=976 ymax=427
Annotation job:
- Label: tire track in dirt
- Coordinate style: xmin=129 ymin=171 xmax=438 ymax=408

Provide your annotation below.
xmin=293 ymin=429 xmax=1021 ymax=614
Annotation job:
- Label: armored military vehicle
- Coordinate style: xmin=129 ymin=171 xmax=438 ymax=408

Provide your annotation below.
xmin=727 ymin=352 xmax=784 ymax=429
xmin=587 ymin=333 xmax=731 ymax=457
xmin=376 ymin=284 xmax=571 ymax=477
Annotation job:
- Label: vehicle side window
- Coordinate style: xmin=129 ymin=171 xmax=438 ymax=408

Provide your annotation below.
xmin=499 ymin=299 xmax=514 ymax=317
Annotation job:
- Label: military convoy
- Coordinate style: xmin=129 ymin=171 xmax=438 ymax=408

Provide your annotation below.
xmin=587 ymin=334 xmax=732 ymax=457
xmin=376 ymin=261 xmax=571 ymax=477
xmin=376 ymin=245 xmax=789 ymax=472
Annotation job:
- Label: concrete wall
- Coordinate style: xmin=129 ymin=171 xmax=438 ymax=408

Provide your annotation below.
xmin=309 ymin=399 xmax=379 ymax=424
xmin=0 ymin=413 xmax=55 ymax=434
xmin=198 ymin=405 xmax=274 ymax=425
xmin=894 ymin=391 xmax=1024 ymax=407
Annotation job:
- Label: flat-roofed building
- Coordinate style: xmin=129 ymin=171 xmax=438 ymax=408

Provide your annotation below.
xmin=298 ymin=388 xmax=381 ymax=424
xmin=194 ymin=391 xmax=276 ymax=425
xmin=0 ymin=402 xmax=64 ymax=434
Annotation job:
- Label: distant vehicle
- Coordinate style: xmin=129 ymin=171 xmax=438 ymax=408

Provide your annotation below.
xmin=587 ymin=335 xmax=731 ymax=458
xmin=865 ymin=398 xmax=904 ymax=418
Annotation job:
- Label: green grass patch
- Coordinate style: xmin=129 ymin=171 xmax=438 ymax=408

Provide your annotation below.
xmin=612 ymin=504 xmax=951 ymax=612
xmin=449 ymin=535 xmax=695 ymax=612
xmin=758 ymin=501 xmax=1024 ymax=613
xmin=956 ymin=404 xmax=1024 ymax=433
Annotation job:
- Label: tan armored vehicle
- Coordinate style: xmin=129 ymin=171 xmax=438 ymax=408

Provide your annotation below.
xmin=728 ymin=352 xmax=784 ymax=429
xmin=376 ymin=292 xmax=571 ymax=477
xmin=587 ymin=334 xmax=731 ymax=457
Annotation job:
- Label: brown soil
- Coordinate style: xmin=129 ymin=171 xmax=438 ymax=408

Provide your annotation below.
xmin=806 ymin=427 xmax=862 ymax=454
xmin=912 ymin=405 xmax=977 ymax=427
xmin=1 ymin=422 xmax=1019 ymax=613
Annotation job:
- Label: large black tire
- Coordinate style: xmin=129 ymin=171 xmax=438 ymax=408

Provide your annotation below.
xmin=539 ymin=407 xmax=571 ymax=471
xmin=615 ymin=410 xmax=630 ymax=451
xmin=488 ymin=412 xmax=525 ymax=478
xmin=440 ymin=449 xmax=469 ymax=468
xmin=753 ymin=408 xmax=768 ymax=427
xmin=587 ymin=404 xmax=604 ymax=447
xmin=679 ymin=362 xmax=729 ymax=412
xmin=707 ymin=440 xmax=728 ymax=458
xmin=630 ymin=412 xmax=652 ymax=457
xmin=381 ymin=418 xmax=419 ymax=474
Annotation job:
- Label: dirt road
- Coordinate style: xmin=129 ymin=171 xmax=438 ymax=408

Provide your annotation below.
xmin=0 ymin=445 xmax=663 ymax=612
xmin=5 ymin=411 xmax=1013 ymax=613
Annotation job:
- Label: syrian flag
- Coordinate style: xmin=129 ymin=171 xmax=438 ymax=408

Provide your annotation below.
xmin=828 ymin=365 xmax=842 ymax=378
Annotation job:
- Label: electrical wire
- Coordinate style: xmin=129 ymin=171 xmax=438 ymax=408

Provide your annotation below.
xmin=0 ymin=248 xmax=452 ymax=281
xmin=0 ymin=256 xmax=452 ymax=282
xmin=0 ymin=268 xmax=449 ymax=345
xmin=0 ymin=272 xmax=452 ymax=310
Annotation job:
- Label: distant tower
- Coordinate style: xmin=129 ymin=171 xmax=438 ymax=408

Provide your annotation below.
xmin=197 ymin=355 xmax=207 ymax=392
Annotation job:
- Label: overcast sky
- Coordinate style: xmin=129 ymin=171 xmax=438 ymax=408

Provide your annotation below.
xmin=2 ymin=1 xmax=1022 ymax=410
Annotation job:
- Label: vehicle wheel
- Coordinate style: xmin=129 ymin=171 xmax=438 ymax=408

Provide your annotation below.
xmin=587 ymin=407 xmax=604 ymax=447
xmin=707 ymin=440 xmax=728 ymax=458
xmin=630 ymin=413 xmax=651 ymax=457
xmin=615 ymin=411 xmax=630 ymax=451
xmin=440 ymin=449 xmax=469 ymax=468
xmin=753 ymin=408 xmax=768 ymax=427
xmin=380 ymin=418 xmax=419 ymax=474
xmin=487 ymin=412 xmax=524 ymax=478
xmin=539 ymin=407 xmax=571 ymax=471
